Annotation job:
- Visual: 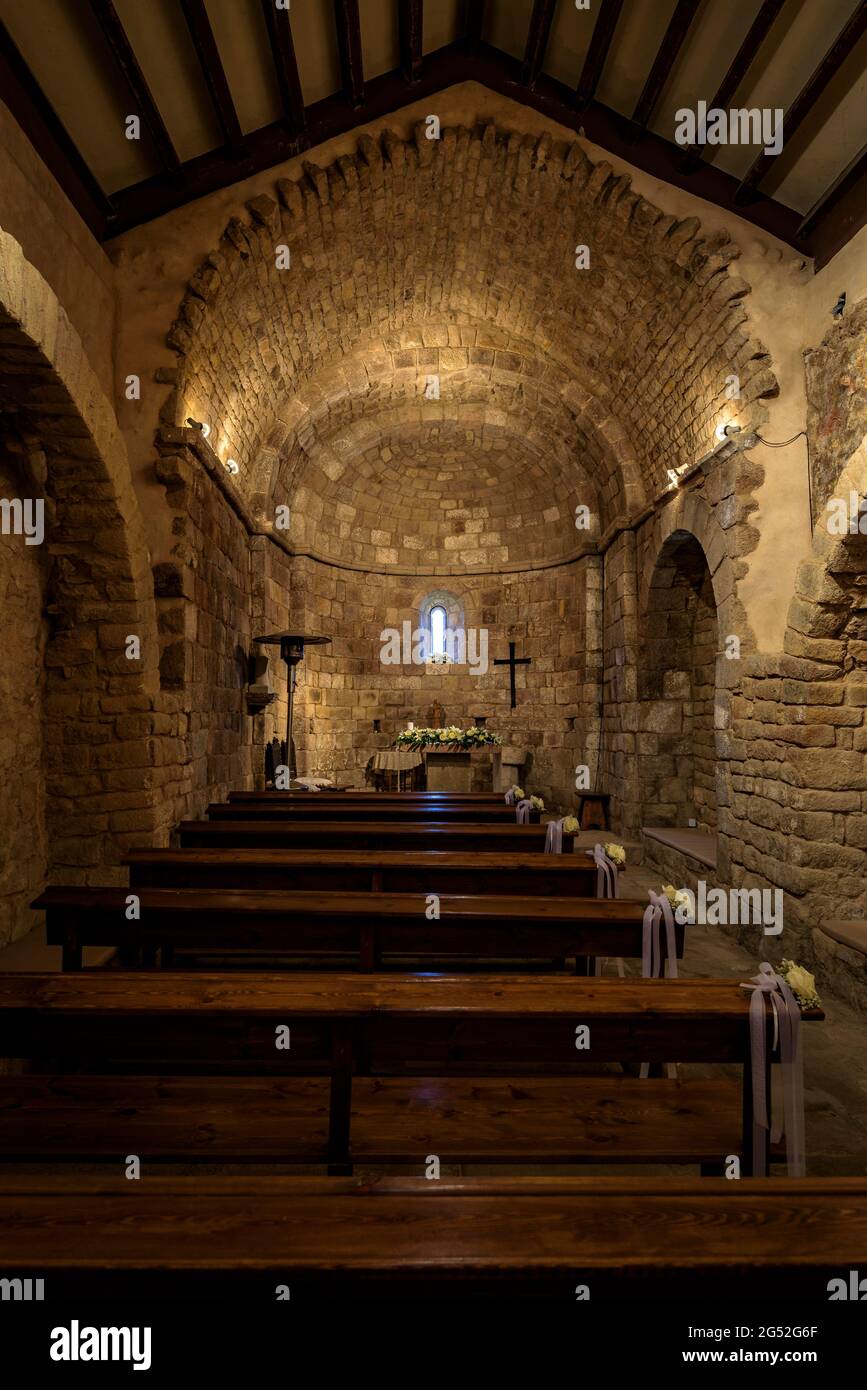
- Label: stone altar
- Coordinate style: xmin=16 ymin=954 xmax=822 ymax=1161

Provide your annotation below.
xmin=423 ymin=746 xmax=500 ymax=792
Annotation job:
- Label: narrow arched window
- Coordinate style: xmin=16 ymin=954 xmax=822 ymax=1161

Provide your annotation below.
xmin=430 ymin=604 xmax=447 ymax=659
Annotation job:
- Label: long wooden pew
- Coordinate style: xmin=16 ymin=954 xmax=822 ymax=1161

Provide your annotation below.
xmin=230 ymin=791 xmax=510 ymax=803
xmin=34 ymin=887 xmax=654 ymax=972
xmin=124 ymin=849 xmax=598 ymax=896
xmin=0 ymin=1175 xmax=861 ymax=1299
xmin=208 ymin=801 xmax=539 ymax=823
xmin=178 ymin=820 xmax=558 ymax=852
xmin=0 ymin=973 xmax=818 ymax=1174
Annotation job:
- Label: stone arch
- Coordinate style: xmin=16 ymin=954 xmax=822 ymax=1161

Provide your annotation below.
xmin=638 ymin=528 xmax=719 ymax=833
xmin=164 ymin=119 xmax=777 ymax=532
xmin=0 ymin=229 xmax=160 ymax=938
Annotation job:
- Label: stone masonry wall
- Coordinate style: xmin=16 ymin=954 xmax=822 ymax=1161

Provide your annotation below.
xmin=0 ymin=447 xmax=48 ymax=946
xmin=288 ymin=554 xmax=595 ymax=810
xmin=154 ymin=435 xmax=256 ymax=827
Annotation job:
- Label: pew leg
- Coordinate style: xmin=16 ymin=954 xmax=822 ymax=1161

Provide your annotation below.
xmin=359 ymin=925 xmax=379 ymax=973
xmin=741 ymin=1053 xmax=771 ymax=1177
xmin=700 ymin=1161 xmax=725 ymax=1177
xmin=574 ymin=955 xmax=592 ymax=976
xmin=161 ymin=944 xmax=175 ymax=969
xmin=327 ymin=1021 xmax=354 ymax=1176
xmin=141 ymin=946 xmax=159 ymax=968
xmin=61 ymin=932 xmax=82 ymax=973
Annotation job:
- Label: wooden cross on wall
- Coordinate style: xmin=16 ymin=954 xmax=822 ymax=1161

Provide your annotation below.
xmin=494 ymin=641 xmax=531 ymax=709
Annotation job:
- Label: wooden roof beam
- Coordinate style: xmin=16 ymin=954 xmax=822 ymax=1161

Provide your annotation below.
xmin=521 ymin=0 xmax=557 ymax=90
xmin=179 ymin=0 xmax=243 ymax=151
xmin=87 ymin=0 xmax=179 ymax=172
xmin=736 ymin=0 xmax=867 ymax=202
xmin=259 ymin=0 xmax=306 ymax=135
xmin=576 ymin=0 xmax=624 ymax=110
xmin=399 ymin=0 xmax=424 ymax=84
xmin=680 ymin=0 xmax=787 ymax=169
xmin=333 ymin=0 xmax=365 ymax=109
xmin=463 ymin=0 xmax=485 ymax=51
xmin=798 ymin=140 xmax=867 ymax=270
xmin=0 ymin=19 xmax=111 ymax=237
xmin=631 ymin=0 xmax=700 ymax=133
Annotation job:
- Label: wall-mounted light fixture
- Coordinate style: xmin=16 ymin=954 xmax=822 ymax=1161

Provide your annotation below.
xmin=225 ymin=458 xmax=240 ymax=475
xmin=186 ymin=417 xmax=211 ymax=438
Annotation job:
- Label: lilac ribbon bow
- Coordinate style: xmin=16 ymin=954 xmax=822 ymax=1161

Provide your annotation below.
xmin=592 ymin=846 xmax=624 ymax=979
xmin=641 ymin=889 xmax=679 ymax=979
xmin=740 ymin=963 xmax=805 ymax=1177
xmin=592 ymin=844 xmax=619 ymax=899
xmin=545 ymin=818 xmax=565 ymax=854
xmin=504 ymin=789 xmax=516 ymax=806
xmin=515 ymin=799 xmax=532 ymax=824
xmin=638 ymin=890 xmax=680 ymax=1078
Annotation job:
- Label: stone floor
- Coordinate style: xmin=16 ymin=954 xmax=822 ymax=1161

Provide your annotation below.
xmin=602 ymin=857 xmax=867 ymax=1179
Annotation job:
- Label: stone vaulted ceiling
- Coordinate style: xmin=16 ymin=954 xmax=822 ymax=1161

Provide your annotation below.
xmin=166 ymin=119 xmax=777 ymax=573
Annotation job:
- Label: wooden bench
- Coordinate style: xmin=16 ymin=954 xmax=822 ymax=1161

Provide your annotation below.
xmin=125 ymin=849 xmax=598 ymax=897
xmin=177 ymin=820 xmax=560 ymax=852
xmin=0 ymin=1175 xmax=860 ymax=1298
xmin=208 ymin=801 xmax=539 ymax=823
xmin=0 ymin=973 xmax=818 ymax=1174
xmin=229 ymin=791 xmax=510 ymax=803
xmin=33 ymin=887 xmax=654 ymax=972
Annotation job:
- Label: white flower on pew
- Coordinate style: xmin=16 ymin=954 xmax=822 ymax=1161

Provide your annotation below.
xmin=779 ymin=959 xmax=821 ymax=1010
xmin=510 ymin=785 xmax=524 ymax=800
xmin=562 ymin=814 xmax=579 ymax=834
xmin=604 ymin=842 xmax=626 ymax=867
xmin=530 ymin=796 xmax=545 ymax=811
xmin=662 ymin=883 xmax=692 ymax=921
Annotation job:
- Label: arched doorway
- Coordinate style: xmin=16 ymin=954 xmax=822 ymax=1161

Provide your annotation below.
xmin=0 ymin=230 xmax=160 ymax=944
xmin=639 ymin=529 xmax=718 ymax=832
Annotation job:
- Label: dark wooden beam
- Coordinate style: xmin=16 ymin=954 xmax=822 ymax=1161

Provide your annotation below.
xmin=576 ymin=0 xmax=624 ymax=110
xmin=333 ymin=0 xmax=365 ymax=108
xmin=0 ymin=20 xmax=111 ymax=237
xmin=463 ymin=0 xmax=485 ymax=50
xmin=105 ymin=42 xmax=807 ymax=257
xmin=521 ymin=0 xmax=557 ymax=90
xmin=798 ymin=141 xmax=867 ymax=270
xmin=709 ymin=0 xmax=787 ymax=114
xmin=260 ymin=0 xmax=306 ymax=135
xmin=680 ymin=0 xmax=786 ymax=169
xmin=631 ymin=0 xmax=699 ymax=131
xmin=179 ymin=0 xmax=243 ymax=150
xmin=472 ymin=42 xmax=805 ymax=251
xmin=399 ymin=0 xmax=424 ymax=84
xmin=87 ymin=0 xmax=179 ymax=172
xmin=736 ymin=1 xmax=867 ymax=202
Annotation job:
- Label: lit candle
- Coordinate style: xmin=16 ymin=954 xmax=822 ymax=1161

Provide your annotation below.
xmin=408 ymin=722 xmax=414 ymax=730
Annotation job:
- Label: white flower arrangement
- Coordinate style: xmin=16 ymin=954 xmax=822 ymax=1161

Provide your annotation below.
xmin=780 ymin=959 xmax=821 ymax=1010
xmin=562 ymin=814 xmax=579 ymax=834
xmin=604 ymin=842 xmax=626 ymax=867
xmin=510 ymin=785 xmax=524 ymax=800
xmin=395 ymin=726 xmax=502 ymax=750
xmin=530 ymin=795 xmax=545 ymax=811
xmin=662 ymin=883 xmax=691 ymax=916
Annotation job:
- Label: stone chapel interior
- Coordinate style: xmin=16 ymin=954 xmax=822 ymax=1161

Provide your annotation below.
xmin=0 ymin=0 xmax=865 ymax=1303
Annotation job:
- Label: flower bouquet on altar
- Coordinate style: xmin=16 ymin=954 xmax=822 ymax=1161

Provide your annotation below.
xmin=395 ymin=725 xmax=502 ymax=751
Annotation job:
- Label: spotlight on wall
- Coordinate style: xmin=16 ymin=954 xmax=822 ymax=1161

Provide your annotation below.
xmin=225 ymin=458 xmax=240 ymax=475
xmin=186 ymin=417 xmax=211 ymax=439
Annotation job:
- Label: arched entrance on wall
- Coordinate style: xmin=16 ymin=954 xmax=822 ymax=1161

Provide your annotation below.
xmin=0 ymin=230 xmax=159 ymax=943
xmin=639 ymin=529 xmax=719 ymax=833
